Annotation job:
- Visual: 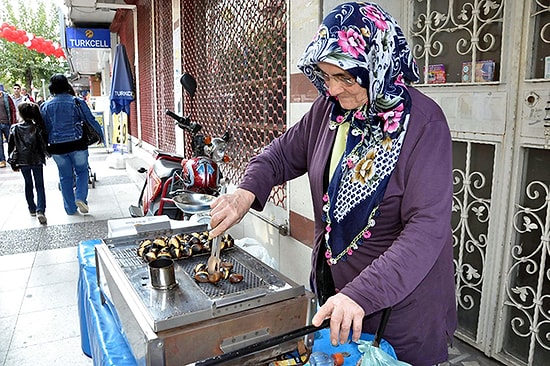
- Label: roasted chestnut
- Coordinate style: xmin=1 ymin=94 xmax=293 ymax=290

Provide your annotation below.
xmin=229 ymin=273 xmax=243 ymax=284
xmin=194 ymin=271 xmax=210 ymax=283
xmin=208 ymin=271 xmax=222 ymax=284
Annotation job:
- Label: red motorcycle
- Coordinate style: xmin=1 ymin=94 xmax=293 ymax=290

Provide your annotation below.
xmin=129 ymin=73 xmax=230 ymax=219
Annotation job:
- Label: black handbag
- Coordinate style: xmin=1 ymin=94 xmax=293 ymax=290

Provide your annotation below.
xmin=7 ymin=150 xmax=19 ymax=168
xmin=75 ymin=99 xmax=101 ymax=146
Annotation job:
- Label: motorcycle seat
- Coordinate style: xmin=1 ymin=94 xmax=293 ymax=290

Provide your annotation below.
xmin=154 ymin=159 xmax=182 ymax=178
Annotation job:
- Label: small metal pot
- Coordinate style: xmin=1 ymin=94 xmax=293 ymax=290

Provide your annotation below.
xmin=149 ymin=258 xmax=177 ymax=290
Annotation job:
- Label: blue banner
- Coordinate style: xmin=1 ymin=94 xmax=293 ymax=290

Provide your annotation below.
xmin=66 ymin=28 xmax=111 ymax=49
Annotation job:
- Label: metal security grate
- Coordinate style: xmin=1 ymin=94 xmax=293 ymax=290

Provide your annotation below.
xmin=451 ymin=141 xmax=495 ymax=339
xmin=135 ymin=2 xmax=154 ymax=147
xmin=180 ymin=0 xmax=288 ymax=208
xmin=153 ymin=0 xmax=175 ymax=152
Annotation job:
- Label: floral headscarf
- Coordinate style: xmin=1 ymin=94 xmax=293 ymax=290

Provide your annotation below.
xmin=297 ymin=2 xmax=420 ymax=265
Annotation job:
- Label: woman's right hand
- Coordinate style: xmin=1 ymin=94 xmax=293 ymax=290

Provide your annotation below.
xmin=208 ymin=188 xmax=255 ymax=238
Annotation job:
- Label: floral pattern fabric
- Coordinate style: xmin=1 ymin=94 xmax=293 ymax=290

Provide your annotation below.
xmin=297 ymin=2 xmax=420 ymax=265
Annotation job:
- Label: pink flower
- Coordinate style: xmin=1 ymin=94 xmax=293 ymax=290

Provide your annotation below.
xmin=325 ymin=250 xmax=332 ymax=259
xmin=364 ymin=5 xmax=389 ymax=31
xmin=363 ymin=230 xmax=371 ymax=239
xmin=337 ymin=29 xmax=366 ymax=59
xmin=336 ymin=115 xmax=344 ymax=123
xmin=323 ymin=193 xmax=329 ymax=202
xmin=354 ymin=110 xmax=366 ymax=120
xmin=347 ymin=248 xmax=353 ymax=256
xmin=395 ymin=74 xmax=405 ymax=86
xmin=378 ymin=103 xmax=404 ymax=133
xmin=325 ymin=225 xmax=331 ymax=233
xmin=346 ymin=158 xmax=355 ymax=169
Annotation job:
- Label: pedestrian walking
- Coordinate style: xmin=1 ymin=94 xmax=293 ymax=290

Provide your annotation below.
xmin=40 ymin=74 xmax=104 ymax=215
xmin=0 ymin=85 xmax=17 ymax=168
xmin=11 ymin=83 xmax=31 ymax=109
xmin=21 ymin=87 xmax=35 ymax=103
xmin=7 ymin=102 xmax=50 ymax=224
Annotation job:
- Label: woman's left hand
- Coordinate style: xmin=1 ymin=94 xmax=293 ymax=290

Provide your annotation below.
xmin=312 ymin=292 xmax=365 ymax=346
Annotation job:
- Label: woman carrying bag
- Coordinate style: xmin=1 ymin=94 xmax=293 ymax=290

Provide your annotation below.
xmin=40 ymin=74 xmax=104 ymax=215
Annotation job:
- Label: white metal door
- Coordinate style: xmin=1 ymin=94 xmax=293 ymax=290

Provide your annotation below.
xmin=407 ymin=1 xmax=550 ymax=365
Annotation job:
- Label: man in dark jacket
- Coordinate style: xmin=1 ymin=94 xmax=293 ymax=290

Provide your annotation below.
xmin=0 ymin=85 xmax=17 ymax=168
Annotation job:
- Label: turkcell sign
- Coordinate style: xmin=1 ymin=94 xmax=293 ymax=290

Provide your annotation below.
xmin=66 ymin=28 xmax=110 ymax=49
xmin=114 ymin=90 xmax=135 ymax=98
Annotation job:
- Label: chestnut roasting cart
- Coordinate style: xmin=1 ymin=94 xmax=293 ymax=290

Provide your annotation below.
xmin=94 ymin=224 xmax=316 ymax=365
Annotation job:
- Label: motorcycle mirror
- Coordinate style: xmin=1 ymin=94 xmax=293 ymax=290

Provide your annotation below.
xmin=180 ymin=73 xmax=197 ymax=98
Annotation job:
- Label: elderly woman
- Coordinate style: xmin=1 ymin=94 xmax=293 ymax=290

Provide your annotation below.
xmin=209 ymin=2 xmax=457 ymax=365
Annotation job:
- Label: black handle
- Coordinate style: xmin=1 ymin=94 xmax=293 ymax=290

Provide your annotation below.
xmin=165 ymin=109 xmax=185 ymax=124
xmin=194 ymin=319 xmax=330 ymax=366
xmin=195 ymin=307 xmax=390 ymax=364
xmin=372 ymin=307 xmax=392 ymax=348
xmin=165 ymin=109 xmax=201 ymax=134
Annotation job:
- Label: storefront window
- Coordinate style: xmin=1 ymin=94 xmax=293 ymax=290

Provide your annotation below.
xmin=410 ymin=0 xmax=504 ymax=84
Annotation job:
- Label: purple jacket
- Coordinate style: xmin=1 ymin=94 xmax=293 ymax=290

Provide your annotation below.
xmin=239 ymin=88 xmax=457 ymax=366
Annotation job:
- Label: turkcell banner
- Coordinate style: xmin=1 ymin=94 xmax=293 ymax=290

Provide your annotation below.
xmin=66 ymin=28 xmax=110 ymax=49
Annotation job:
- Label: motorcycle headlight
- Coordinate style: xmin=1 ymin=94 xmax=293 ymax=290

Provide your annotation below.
xmin=212 ymin=142 xmax=227 ymax=162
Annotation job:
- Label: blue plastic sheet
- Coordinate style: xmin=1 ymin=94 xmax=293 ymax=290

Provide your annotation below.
xmin=77 ymin=240 xmax=137 ymax=366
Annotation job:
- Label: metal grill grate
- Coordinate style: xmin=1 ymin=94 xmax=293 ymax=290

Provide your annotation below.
xmin=110 ymin=246 xmax=144 ymax=268
xmin=179 ymin=251 xmax=269 ymax=298
xmin=181 ymin=1 xmax=288 ymax=208
xmin=109 ymin=246 xmax=271 ymax=299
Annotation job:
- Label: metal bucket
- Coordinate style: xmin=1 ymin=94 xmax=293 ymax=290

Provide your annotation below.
xmin=149 ymin=258 xmax=177 ymax=290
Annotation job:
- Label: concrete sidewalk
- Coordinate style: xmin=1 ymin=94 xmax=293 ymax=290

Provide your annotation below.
xmin=0 ymin=146 xmax=147 ymax=365
xmin=0 ymin=147 xmax=142 ymax=255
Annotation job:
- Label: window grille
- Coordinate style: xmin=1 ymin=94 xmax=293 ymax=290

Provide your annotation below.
xmin=529 ymin=0 xmax=550 ymax=79
xmin=452 ymin=141 xmax=495 ymax=338
xmin=410 ymin=0 xmax=504 ymax=84
xmin=504 ymin=148 xmax=550 ymax=365
xmin=154 ymin=0 xmax=175 ymax=152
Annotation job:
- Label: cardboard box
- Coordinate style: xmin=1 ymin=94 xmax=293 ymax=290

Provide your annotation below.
xmin=425 ymin=64 xmax=446 ymax=84
xmin=462 ymin=60 xmax=495 ymax=82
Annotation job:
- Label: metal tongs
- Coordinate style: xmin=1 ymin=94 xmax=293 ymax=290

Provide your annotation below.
xmin=207 ymin=235 xmax=221 ymax=274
